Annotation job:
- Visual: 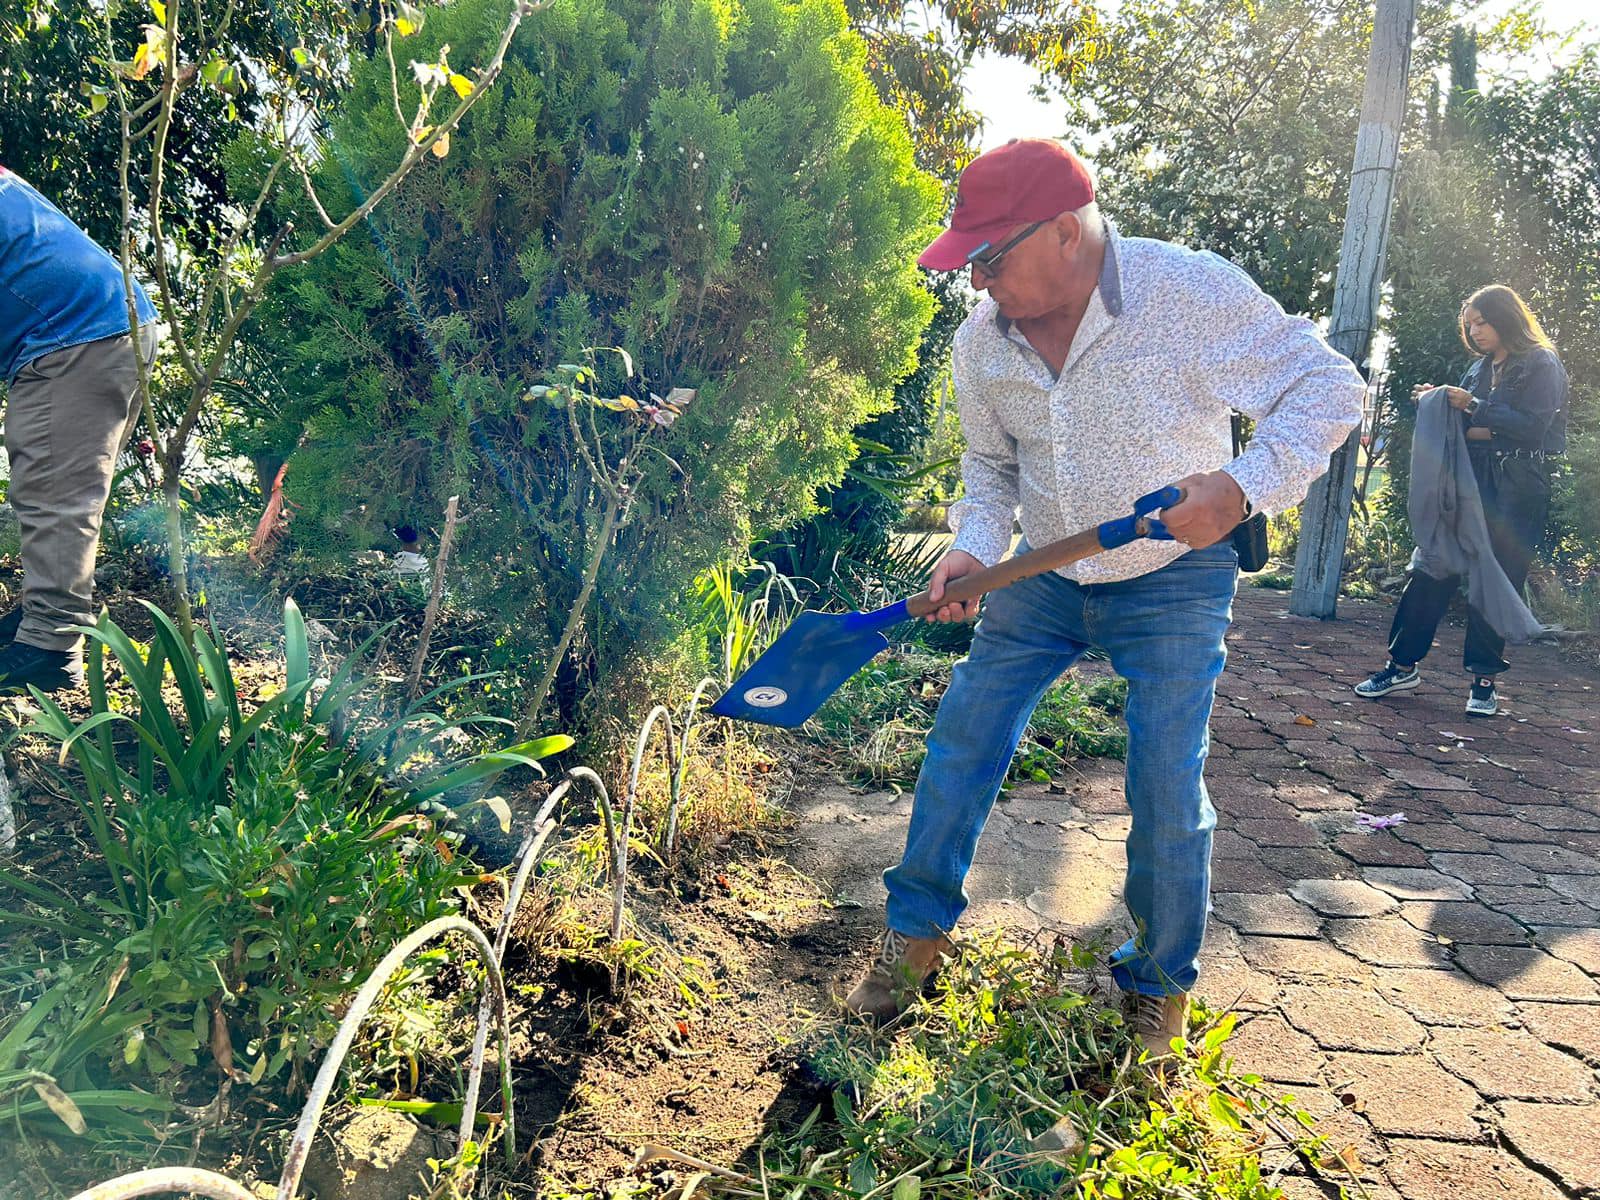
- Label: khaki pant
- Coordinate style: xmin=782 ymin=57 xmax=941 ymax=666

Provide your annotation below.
xmin=5 ymin=327 xmax=156 ymax=652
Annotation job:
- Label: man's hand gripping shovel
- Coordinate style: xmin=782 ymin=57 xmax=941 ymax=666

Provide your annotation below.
xmin=709 ymin=486 xmax=1185 ymax=728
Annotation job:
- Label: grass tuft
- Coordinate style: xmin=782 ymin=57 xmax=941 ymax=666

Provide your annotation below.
xmin=756 ymin=935 xmax=1329 ymax=1200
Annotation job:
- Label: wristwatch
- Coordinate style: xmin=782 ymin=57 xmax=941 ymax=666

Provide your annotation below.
xmin=1464 ymin=396 xmax=1482 ymax=417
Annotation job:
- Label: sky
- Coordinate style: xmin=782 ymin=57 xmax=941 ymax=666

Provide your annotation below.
xmin=965 ymin=0 xmax=1597 ymax=152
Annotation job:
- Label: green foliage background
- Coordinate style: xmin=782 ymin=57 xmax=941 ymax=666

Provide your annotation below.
xmin=1057 ymin=0 xmax=1597 ymax=579
xmin=255 ymin=0 xmax=941 ymax=727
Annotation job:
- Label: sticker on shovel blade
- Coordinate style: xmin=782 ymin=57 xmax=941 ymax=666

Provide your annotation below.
xmin=742 ymin=685 xmax=789 ymax=708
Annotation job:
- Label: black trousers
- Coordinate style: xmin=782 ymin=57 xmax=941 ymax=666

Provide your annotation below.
xmin=1388 ymin=454 xmax=1550 ymax=677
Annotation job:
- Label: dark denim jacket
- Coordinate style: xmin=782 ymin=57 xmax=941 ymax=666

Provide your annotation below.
xmin=1462 ymin=346 xmax=1568 ymax=453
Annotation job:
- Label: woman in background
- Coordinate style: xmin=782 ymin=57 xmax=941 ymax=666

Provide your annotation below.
xmin=1355 ymin=284 xmax=1567 ymax=717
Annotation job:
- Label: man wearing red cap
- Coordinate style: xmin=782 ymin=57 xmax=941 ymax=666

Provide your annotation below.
xmin=845 ymin=139 xmax=1364 ymax=1061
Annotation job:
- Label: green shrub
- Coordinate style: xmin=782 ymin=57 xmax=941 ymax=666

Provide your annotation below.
xmin=249 ymin=0 xmax=941 ymax=733
xmin=0 ymin=600 xmax=562 ymax=1139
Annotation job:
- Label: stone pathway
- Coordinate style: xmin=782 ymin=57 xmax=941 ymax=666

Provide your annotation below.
xmin=795 ymin=587 xmax=1600 ymax=1199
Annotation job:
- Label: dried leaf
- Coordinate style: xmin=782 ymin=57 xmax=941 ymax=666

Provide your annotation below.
xmin=30 ymin=1078 xmax=86 ymax=1135
xmin=475 ymin=794 xmax=512 ymax=833
xmin=1294 ymin=714 xmax=1316 ymax=727
xmin=431 ymin=130 xmax=451 ymax=158
xmin=371 ymin=813 xmax=432 ymax=839
xmin=101 ymin=956 xmax=131 ymax=1012
xmin=210 ymin=1005 xmax=236 ymax=1077
xmin=1317 ymin=1144 xmax=1365 ymax=1174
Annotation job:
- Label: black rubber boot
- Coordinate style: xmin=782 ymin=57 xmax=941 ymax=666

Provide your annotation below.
xmin=0 ymin=639 xmax=85 ymax=695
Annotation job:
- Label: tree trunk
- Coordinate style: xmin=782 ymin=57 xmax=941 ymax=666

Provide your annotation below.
xmin=514 ymin=492 xmax=623 ymax=742
xmin=1290 ymin=0 xmax=1418 ymax=619
xmin=163 ymin=476 xmax=195 ymax=645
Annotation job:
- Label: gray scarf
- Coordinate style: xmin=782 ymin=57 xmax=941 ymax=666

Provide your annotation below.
xmin=1408 ymin=387 xmax=1543 ymax=643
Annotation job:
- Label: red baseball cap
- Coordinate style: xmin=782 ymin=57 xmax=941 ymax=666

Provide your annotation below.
xmin=917 ymin=139 xmax=1096 ymax=271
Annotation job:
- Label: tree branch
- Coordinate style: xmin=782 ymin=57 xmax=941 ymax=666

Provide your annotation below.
xmin=272 ymin=2 xmax=532 ymax=271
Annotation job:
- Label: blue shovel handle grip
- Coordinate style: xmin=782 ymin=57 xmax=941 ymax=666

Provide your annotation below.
xmin=1097 ymin=485 xmax=1184 ymax=550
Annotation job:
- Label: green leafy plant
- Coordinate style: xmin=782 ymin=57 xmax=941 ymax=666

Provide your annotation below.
xmin=0 ymin=598 xmax=565 ymax=1139
xmin=757 ymin=936 xmax=1323 ymax=1200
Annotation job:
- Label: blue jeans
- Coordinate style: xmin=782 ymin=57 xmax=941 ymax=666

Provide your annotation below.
xmin=883 ymin=543 xmax=1238 ymax=995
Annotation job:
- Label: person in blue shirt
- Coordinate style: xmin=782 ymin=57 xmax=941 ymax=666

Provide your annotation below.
xmin=0 ymin=165 xmax=158 ymax=693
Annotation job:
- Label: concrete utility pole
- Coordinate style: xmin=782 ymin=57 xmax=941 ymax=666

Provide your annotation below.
xmin=1291 ymin=0 xmax=1418 ymax=618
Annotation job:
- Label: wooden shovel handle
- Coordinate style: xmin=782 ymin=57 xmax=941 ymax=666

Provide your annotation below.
xmin=903 ymin=490 xmax=1185 ymax=620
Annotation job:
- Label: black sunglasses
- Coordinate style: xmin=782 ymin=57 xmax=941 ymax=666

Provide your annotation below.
xmin=965 ymin=221 xmax=1045 ymax=274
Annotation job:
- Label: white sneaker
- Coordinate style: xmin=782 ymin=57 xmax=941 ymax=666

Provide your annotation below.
xmin=1355 ymin=662 xmax=1420 ymax=698
xmin=1466 ymin=677 xmax=1498 ymax=717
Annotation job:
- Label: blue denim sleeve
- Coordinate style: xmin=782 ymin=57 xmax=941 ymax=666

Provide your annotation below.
xmin=1471 ymin=350 xmax=1565 ymax=447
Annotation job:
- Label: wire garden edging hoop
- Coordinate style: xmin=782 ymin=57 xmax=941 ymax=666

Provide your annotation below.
xmin=65 ymin=788 xmax=565 ymax=1200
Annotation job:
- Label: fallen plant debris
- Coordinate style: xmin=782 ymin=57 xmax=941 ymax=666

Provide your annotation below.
xmin=651 ymin=935 xmax=1332 ymax=1200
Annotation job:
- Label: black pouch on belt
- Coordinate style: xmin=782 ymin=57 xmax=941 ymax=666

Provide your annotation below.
xmin=1230 ymin=413 xmax=1272 ymax=573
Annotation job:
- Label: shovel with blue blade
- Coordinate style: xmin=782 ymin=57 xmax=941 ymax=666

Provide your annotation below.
xmin=709 ymin=485 xmax=1185 ymax=728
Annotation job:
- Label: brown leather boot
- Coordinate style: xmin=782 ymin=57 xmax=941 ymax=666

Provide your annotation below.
xmin=844 ymin=928 xmax=954 ymax=1023
xmin=1122 ymin=990 xmax=1189 ymax=1064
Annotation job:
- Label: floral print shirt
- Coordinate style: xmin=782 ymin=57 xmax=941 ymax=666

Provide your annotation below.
xmin=947 ymin=223 xmax=1367 ymax=583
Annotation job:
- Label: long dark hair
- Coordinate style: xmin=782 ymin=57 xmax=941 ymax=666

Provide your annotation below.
xmin=1460 ymin=284 xmax=1556 ymax=358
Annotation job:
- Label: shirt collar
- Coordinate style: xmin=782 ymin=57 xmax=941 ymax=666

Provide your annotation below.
xmin=991 ymin=217 xmax=1124 ymax=338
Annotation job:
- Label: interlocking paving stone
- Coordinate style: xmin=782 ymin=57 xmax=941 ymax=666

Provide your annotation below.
xmin=805 ymin=591 xmax=1600 ymax=1195
xmin=1324 ymin=1051 xmax=1484 ymax=1139
xmin=1428 ymin=852 xmax=1541 ymax=889
xmin=1279 ymin=984 xmax=1424 ymax=1053
xmin=1195 ymin=954 xmax=1281 ymax=1011
xmin=1545 ymin=871 xmax=1600 ymax=909
xmin=1396 ymin=901 xmax=1530 ymax=946
xmin=1510 ymin=804 xmax=1600 ymax=832
xmin=1226 ymin=1012 xmax=1326 ymax=1084
xmin=1210 ymin=828 xmax=1259 ymax=859
xmin=1495 ymin=841 xmax=1600 ymax=874
xmin=1289 ymin=878 xmax=1400 ymax=918
xmin=1516 ymin=1001 xmax=1600 ymax=1063
xmin=1383 ymin=1138 xmax=1569 ymax=1200
xmin=1533 ymin=926 xmax=1600 ymax=976
xmin=1210 ymin=891 xmax=1322 ymax=938
xmin=1262 ymin=846 xmax=1360 ymax=879
xmin=1333 ymin=833 xmax=1434 ymax=868
xmin=1453 ymin=945 xmax=1600 ymax=1001
xmin=1238 ymin=934 xmax=1372 ymax=980
xmin=1210 ymin=854 xmax=1291 ymax=893
xmin=1428 ymin=1026 xmax=1596 ymax=1101
xmin=1372 ymin=967 xmax=1514 ymax=1027
xmin=1326 ymin=917 xmax=1452 ymax=969
xmin=1362 ymin=867 xmax=1475 ymax=901
xmin=1255 ymin=1082 xmax=1391 ymax=1181
xmin=1455 ymin=815 xmax=1560 ymax=842
xmin=1498 ymin=1100 xmax=1600 ymax=1194
xmin=1474 ymin=887 xmax=1596 ymax=927
xmin=1395 ymin=822 xmax=1497 ymax=854
xmin=1237 ymin=817 xmax=1324 ymax=846
xmin=1388 ymin=769 xmax=1476 ymax=792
